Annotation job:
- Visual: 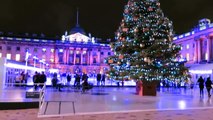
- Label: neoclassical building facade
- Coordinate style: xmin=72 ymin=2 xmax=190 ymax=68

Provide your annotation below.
xmin=0 ymin=24 xmax=112 ymax=75
xmin=173 ymin=18 xmax=213 ymax=81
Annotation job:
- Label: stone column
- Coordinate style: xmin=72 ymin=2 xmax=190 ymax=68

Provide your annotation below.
xmin=73 ymin=50 xmax=76 ymax=65
xmin=90 ymin=50 xmax=93 ymax=65
xmin=65 ymin=48 xmax=68 ymax=64
xmin=97 ymin=51 xmax=100 ymax=64
xmin=197 ymin=39 xmax=201 ymax=63
xmin=81 ymin=51 xmax=83 ymax=65
xmin=208 ymin=35 xmax=213 ymax=61
xmin=194 ymin=41 xmax=197 ymax=63
xmin=207 ymin=37 xmax=211 ymax=62
xmin=87 ymin=50 xmax=90 ymax=65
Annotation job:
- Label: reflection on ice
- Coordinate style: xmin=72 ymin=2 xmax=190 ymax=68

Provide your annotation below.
xmin=112 ymin=95 xmax=117 ymax=101
xmin=178 ymin=100 xmax=186 ymax=109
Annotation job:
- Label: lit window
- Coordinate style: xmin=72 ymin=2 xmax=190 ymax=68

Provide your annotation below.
xmin=15 ymin=54 xmax=20 ymax=61
xmin=83 ymin=51 xmax=86 ymax=54
xmin=42 ymin=48 xmax=46 ymax=52
xmin=6 ymin=54 xmax=11 ymax=60
xmin=51 ymin=49 xmax=54 ymax=53
xmin=186 ymin=44 xmax=189 ymax=49
xmin=34 ymin=48 xmax=38 ymax=52
xmin=76 ymin=51 xmax=80 ymax=54
xmin=186 ymin=53 xmax=190 ymax=61
xmin=0 ymin=53 xmax=2 ymax=58
xmin=70 ymin=50 xmax=73 ymax=54
xmin=59 ymin=49 xmax=63 ymax=52
xmin=50 ymin=58 xmax=54 ymax=63
xmin=205 ymin=53 xmax=208 ymax=60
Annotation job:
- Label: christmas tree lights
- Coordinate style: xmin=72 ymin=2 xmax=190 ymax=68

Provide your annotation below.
xmin=106 ymin=0 xmax=191 ymax=82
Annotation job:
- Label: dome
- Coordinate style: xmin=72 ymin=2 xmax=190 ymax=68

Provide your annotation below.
xmin=70 ymin=24 xmax=86 ymax=35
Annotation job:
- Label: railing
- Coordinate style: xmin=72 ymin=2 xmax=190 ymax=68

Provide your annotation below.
xmin=38 ymin=83 xmax=46 ymax=115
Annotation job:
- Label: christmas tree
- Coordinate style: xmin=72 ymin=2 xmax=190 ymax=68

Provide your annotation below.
xmin=106 ymin=0 xmax=190 ymax=83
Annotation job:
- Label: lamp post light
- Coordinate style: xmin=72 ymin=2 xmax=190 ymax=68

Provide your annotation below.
xmin=33 ymin=56 xmax=38 ymax=68
xmin=25 ymin=51 xmax=31 ymax=72
xmin=39 ymin=59 xmax=46 ymax=70
xmin=39 ymin=59 xmax=43 ymax=69
xmin=42 ymin=61 xmax=45 ymax=69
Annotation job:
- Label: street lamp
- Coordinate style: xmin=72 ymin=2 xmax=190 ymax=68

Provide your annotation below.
xmin=33 ymin=56 xmax=38 ymax=68
xmin=39 ymin=59 xmax=43 ymax=69
xmin=25 ymin=50 xmax=31 ymax=72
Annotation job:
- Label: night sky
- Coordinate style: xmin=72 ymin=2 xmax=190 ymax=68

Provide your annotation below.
xmin=0 ymin=0 xmax=212 ymax=40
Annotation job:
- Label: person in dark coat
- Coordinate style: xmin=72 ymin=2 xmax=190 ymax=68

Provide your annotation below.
xmin=74 ymin=74 xmax=81 ymax=89
xmin=66 ymin=74 xmax=71 ymax=85
xmin=96 ymin=73 xmax=101 ymax=87
xmin=51 ymin=73 xmax=62 ymax=91
xmin=33 ymin=71 xmax=39 ymax=90
xmin=81 ymin=73 xmax=92 ymax=92
xmin=39 ymin=71 xmax=47 ymax=88
xmin=101 ymin=74 xmax=106 ymax=86
xmin=197 ymin=76 xmax=205 ymax=97
xmin=205 ymin=77 xmax=212 ymax=97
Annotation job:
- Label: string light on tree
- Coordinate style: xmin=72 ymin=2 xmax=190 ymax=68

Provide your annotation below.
xmin=106 ymin=0 xmax=190 ymax=83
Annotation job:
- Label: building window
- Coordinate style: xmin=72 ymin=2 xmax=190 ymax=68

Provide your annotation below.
xmin=51 ymin=49 xmax=54 ymax=53
xmin=205 ymin=53 xmax=208 ymax=60
xmin=70 ymin=50 xmax=73 ymax=54
xmin=59 ymin=49 xmax=63 ymax=53
xmin=16 ymin=47 xmax=20 ymax=51
xmin=83 ymin=51 xmax=86 ymax=54
xmin=15 ymin=54 xmax=20 ymax=61
xmin=68 ymin=54 xmax=74 ymax=64
xmin=6 ymin=54 xmax=11 ymax=60
xmin=82 ymin=54 xmax=87 ymax=64
xmin=186 ymin=53 xmax=190 ymax=61
xmin=7 ymin=46 xmax=11 ymax=51
xmin=75 ymin=53 xmax=81 ymax=64
xmin=50 ymin=58 xmax=54 ymax=63
xmin=42 ymin=48 xmax=46 ymax=52
xmin=0 ymin=53 xmax=2 ymax=58
xmin=108 ymin=52 xmax=111 ymax=55
xmin=58 ymin=53 xmax=64 ymax=63
xmin=93 ymin=58 xmax=97 ymax=63
xmin=93 ymin=52 xmax=97 ymax=64
xmin=186 ymin=44 xmax=189 ymax=49
xmin=34 ymin=48 xmax=38 ymax=52
xmin=0 ymin=46 xmax=2 ymax=50
xmin=101 ymin=52 xmax=104 ymax=55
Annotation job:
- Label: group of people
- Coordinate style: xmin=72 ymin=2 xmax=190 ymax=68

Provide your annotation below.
xmin=96 ymin=73 xmax=106 ymax=87
xmin=73 ymin=73 xmax=93 ymax=92
xmin=32 ymin=71 xmax=47 ymax=90
xmin=197 ymin=76 xmax=212 ymax=97
xmin=15 ymin=71 xmax=29 ymax=86
xmin=51 ymin=72 xmax=93 ymax=92
xmin=31 ymin=71 xmax=106 ymax=92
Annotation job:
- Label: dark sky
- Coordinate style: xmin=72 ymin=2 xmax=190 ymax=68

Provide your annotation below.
xmin=0 ymin=0 xmax=212 ymax=40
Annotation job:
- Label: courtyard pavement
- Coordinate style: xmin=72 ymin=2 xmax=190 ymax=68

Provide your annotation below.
xmin=1 ymin=86 xmax=213 ymax=120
